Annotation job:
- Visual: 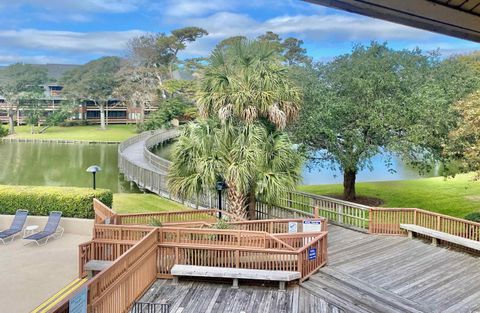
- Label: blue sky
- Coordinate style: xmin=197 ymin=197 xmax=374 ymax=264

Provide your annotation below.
xmin=0 ymin=0 xmax=478 ymax=65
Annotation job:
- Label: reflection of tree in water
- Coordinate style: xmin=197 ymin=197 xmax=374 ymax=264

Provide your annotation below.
xmin=0 ymin=142 xmax=132 ymax=192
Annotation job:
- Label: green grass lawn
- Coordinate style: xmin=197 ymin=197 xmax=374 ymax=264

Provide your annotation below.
xmin=112 ymin=193 xmax=189 ymax=214
xmin=10 ymin=125 xmax=138 ymax=142
xmin=299 ymin=173 xmax=480 ymax=219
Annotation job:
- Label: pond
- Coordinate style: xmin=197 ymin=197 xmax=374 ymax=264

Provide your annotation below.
xmin=152 ymin=143 xmax=438 ymax=185
xmin=0 ymin=141 xmax=438 ymax=192
xmin=0 ymin=141 xmax=138 ymax=193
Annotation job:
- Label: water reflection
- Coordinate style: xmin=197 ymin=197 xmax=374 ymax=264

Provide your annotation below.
xmin=0 ymin=142 xmax=138 ymax=193
xmin=153 ymin=143 xmax=439 ymax=185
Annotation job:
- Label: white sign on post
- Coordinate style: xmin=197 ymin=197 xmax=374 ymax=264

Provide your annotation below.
xmin=303 ymin=220 xmax=322 ymax=232
xmin=288 ymin=222 xmax=298 ymax=233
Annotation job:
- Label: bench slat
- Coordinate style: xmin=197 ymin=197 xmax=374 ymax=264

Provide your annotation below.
xmin=171 ymin=265 xmax=301 ymax=281
xmin=400 ymin=224 xmax=480 ymax=251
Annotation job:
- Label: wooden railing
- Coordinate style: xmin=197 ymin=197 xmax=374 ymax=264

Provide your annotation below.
xmin=157 ymin=227 xmax=297 ymax=251
xmin=256 ymin=191 xmax=370 ymax=232
xmin=370 ymin=208 xmax=480 ymax=242
xmin=157 ymin=230 xmax=328 ymax=282
xmin=115 ymin=209 xmax=240 ymax=225
xmin=78 ymin=240 xmax=135 ymax=278
xmin=93 ymin=198 xmax=117 ymax=224
xmin=93 ymin=224 xmax=153 ymax=241
xmin=88 ymin=229 xmax=158 ymax=313
xmin=227 ymin=218 xmax=327 ymax=234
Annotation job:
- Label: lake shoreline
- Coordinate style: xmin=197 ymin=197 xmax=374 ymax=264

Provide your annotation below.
xmin=1 ymin=137 xmax=120 ymax=144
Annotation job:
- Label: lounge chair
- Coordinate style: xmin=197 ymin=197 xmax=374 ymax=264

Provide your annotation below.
xmin=23 ymin=211 xmax=64 ymax=246
xmin=0 ymin=209 xmax=28 ymax=244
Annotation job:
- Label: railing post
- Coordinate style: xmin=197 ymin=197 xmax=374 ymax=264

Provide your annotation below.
xmin=369 ymin=208 xmax=375 ymax=233
xmin=338 ymin=205 xmax=343 ymax=224
xmin=314 ymin=207 xmax=319 ymax=218
xmin=413 ymin=209 xmax=417 ymax=225
xmin=437 ymin=215 xmax=441 ymax=231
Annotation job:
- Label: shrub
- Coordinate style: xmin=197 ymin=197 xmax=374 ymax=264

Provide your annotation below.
xmin=148 ymin=218 xmax=163 ymax=227
xmin=0 ymin=185 xmax=112 ymax=219
xmin=0 ymin=125 xmax=8 ymax=137
xmin=212 ymin=218 xmax=231 ymax=230
xmin=140 ymin=96 xmax=195 ymax=131
xmin=465 ymin=212 xmax=480 ymax=223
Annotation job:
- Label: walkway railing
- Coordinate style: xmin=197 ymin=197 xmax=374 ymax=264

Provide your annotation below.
xmin=143 ymin=129 xmax=180 ymax=172
xmin=370 ymin=208 xmax=480 ymax=241
xmin=118 ymin=129 xmax=371 ymax=232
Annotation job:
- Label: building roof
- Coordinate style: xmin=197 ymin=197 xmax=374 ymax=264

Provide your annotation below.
xmin=306 ymin=0 xmax=480 ymax=43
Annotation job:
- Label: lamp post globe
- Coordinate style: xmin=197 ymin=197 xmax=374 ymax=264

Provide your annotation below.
xmin=86 ymin=165 xmax=102 ymax=190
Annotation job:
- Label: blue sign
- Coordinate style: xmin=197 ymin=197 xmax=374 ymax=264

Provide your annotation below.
xmin=69 ymin=286 xmax=87 ymax=313
xmin=308 ymin=248 xmax=317 ymax=260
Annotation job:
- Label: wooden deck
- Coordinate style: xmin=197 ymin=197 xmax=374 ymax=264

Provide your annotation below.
xmin=134 ymin=279 xmax=299 ymax=313
xmin=137 ymin=225 xmax=480 ymax=313
xmin=302 ymin=225 xmax=480 ymax=313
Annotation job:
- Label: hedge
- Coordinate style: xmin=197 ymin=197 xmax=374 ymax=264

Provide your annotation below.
xmin=0 ymin=185 xmax=113 ymax=219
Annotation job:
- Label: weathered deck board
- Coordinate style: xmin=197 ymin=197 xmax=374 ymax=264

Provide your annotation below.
xmin=134 ymin=280 xmax=298 ymax=313
xmin=135 ymin=224 xmax=480 ymax=312
xmin=305 ymin=225 xmax=480 ymax=313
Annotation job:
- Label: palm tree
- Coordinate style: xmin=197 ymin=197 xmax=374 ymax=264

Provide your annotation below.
xmin=168 ymin=120 xmax=302 ymax=218
xmin=197 ymin=40 xmax=302 ymax=130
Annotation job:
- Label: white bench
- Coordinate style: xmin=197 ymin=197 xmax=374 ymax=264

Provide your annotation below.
xmin=170 ymin=265 xmax=301 ymax=290
xmin=400 ymin=224 xmax=480 ymax=251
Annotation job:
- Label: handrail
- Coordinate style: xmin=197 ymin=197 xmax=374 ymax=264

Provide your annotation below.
xmin=143 ymin=129 xmax=180 ymax=172
xmin=93 ymin=198 xmax=117 ymax=224
xmin=370 ymin=208 xmax=480 ymax=243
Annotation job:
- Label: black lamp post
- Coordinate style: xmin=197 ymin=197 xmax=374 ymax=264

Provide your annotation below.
xmin=86 ymin=165 xmax=102 ymax=190
xmin=215 ymin=180 xmax=227 ymax=219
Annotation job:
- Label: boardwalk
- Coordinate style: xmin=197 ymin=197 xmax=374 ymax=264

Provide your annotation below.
xmin=138 ymin=225 xmax=480 ymax=313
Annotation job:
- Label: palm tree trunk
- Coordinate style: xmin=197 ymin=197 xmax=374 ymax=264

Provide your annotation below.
xmin=247 ymin=192 xmax=256 ymax=220
xmin=227 ymin=182 xmax=247 ymax=219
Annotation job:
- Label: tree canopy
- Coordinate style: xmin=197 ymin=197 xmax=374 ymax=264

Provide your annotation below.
xmin=0 ymin=63 xmax=48 ymax=134
xmin=197 ymin=39 xmax=302 ymax=130
xmin=61 ymin=56 xmax=122 ymax=129
xmin=290 ymin=42 xmax=478 ymax=200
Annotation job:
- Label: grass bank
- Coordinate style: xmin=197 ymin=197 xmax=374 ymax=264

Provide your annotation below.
xmin=299 ymin=173 xmax=480 ymax=219
xmin=9 ymin=125 xmax=137 ymax=142
xmin=112 ymin=193 xmax=189 ymax=214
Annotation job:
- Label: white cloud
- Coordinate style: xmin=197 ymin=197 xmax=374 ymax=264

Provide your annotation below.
xmin=6 ymin=0 xmax=143 ymax=13
xmin=158 ymin=0 xmax=237 ymax=18
xmin=177 ymin=12 xmax=439 ymax=57
xmin=0 ymin=29 xmax=145 ymax=54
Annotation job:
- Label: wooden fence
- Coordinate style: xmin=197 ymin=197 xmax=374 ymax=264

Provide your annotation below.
xmin=88 ymin=229 xmax=158 ymax=313
xmin=255 ymin=192 xmax=370 ymax=232
xmin=370 ymin=208 xmax=480 ymax=242
xmin=114 ymin=209 xmax=239 ymax=225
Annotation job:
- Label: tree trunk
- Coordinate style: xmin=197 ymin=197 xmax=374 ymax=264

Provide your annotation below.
xmin=226 ymin=182 xmax=247 ymax=219
xmin=247 ymin=192 xmax=256 ymax=220
xmin=99 ymin=103 xmax=106 ymax=130
xmin=7 ymin=109 xmax=14 ymax=135
xmin=343 ymin=169 xmax=357 ymax=201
